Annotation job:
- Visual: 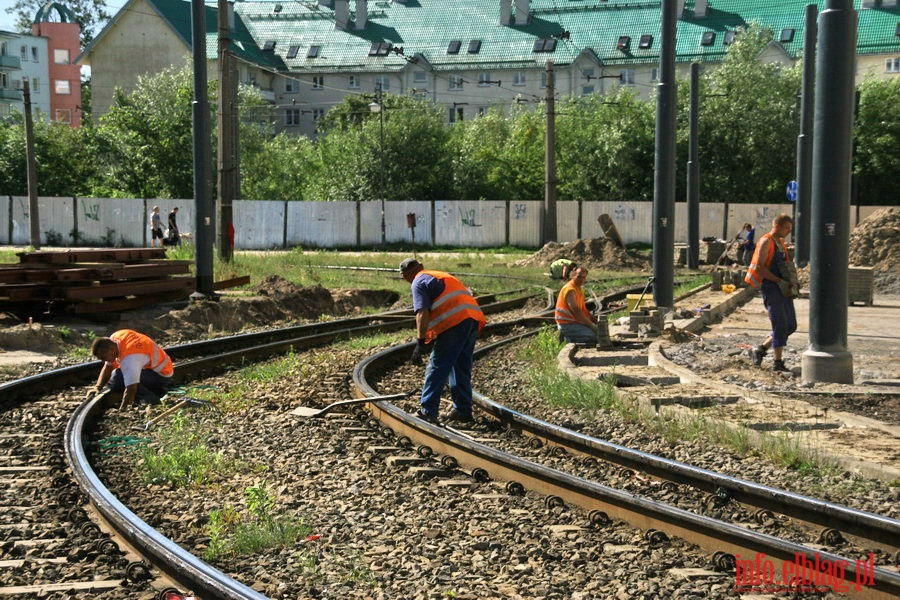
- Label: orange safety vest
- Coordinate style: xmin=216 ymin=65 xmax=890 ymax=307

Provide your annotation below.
xmin=110 ymin=329 xmax=174 ymax=377
xmin=554 ymin=280 xmax=589 ymax=326
xmin=744 ymin=233 xmax=791 ymax=288
xmin=418 ymin=270 xmax=486 ymax=343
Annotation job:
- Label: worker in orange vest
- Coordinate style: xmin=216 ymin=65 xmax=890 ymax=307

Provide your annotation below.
xmin=554 ymin=265 xmax=599 ymax=344
xmin=400 ymin=258 xmax=486 ymax=424
xmin=87 ymin=329 xmax=174 ymax=409
xmin=744 ymin=214 xmax=798 ymax=373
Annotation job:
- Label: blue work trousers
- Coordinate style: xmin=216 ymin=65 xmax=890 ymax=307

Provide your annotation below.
xmin=558 ymin=323 xmax=598 ymax=344
xmin=109 ymin=369 xmax=172 ymax=403
xmin=419 ymin=318 xmax=479 ymax=418
xmin=762 ymin=283 xmax=797 ymax=348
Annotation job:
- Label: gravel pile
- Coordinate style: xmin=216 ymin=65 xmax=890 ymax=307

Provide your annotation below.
xmin=849 ymin=208 xmax=900 ymax=294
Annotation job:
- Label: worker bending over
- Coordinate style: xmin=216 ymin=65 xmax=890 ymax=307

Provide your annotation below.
xmin=88 ymin=329 xmax=174 ymax=410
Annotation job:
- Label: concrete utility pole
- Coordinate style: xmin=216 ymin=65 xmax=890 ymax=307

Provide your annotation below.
xmin=652 ymin=0 xmax=678 ymax=308
xmin=795 ymin=3 xmax=817 ymax=267
xmin=802 ymin=0 xmax=856 ymax=384
xmin=23 ymin=80 xmax=40 ymax=249
xmin=543 ymin=60 xmax=557 ymax=245
xmin=217 ymin=0 xmax=237 ymax=262
xmin=191 ymin=0 xmax=216 ymax=300
xmin=686 ymin=62 xmax=700 ymax=270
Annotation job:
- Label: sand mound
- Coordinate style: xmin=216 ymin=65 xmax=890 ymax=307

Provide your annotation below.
xmin=848 ymin=208 xmax=900 ymax=293
xmin=515 ymin=238 xmax=650 ymax=272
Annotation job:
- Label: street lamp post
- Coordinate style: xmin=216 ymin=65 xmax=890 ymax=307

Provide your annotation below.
xmin=369 ymin=85 xmax=386 ymax=245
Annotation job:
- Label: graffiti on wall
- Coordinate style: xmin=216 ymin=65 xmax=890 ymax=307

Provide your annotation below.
xmin=459 ymin=208 xmax=482 ymax=227
xmin=82 ymin=201 xmax=100 ymax=222
xmin=513 ymin=203 xmax=527 ymax=220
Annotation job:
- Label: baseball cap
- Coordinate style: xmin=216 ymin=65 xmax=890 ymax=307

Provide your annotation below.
xmin=399 ymin=258 xmax=421 ymax=273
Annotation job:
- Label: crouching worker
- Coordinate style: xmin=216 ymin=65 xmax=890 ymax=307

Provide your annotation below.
xmin=555 ymin=266 xmax=599 ymax=344
xmin=548 ymin=258 xmax=576 ymax=281
xmin=88 ymin=329 xmax=174 ymax=410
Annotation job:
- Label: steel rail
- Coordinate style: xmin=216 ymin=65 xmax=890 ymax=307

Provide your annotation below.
xmin=350 ymin=340 xmax=900 ymax=600
xmin=470 ymin=335 xmax=900 ymax=554
xmin=3 ymin=291 xmax=535 ymax=599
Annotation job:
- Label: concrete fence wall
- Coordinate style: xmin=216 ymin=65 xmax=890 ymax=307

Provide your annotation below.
xmin=1 ymin=195 xmax=892 ymax=249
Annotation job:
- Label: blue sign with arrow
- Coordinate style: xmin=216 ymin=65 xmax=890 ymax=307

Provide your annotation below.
xmin=786 ymin=180 xmax=798 ymax=202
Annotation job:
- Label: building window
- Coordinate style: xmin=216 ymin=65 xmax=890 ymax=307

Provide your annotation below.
xmin=449 ymin=105 xmax=464 ymax=122
xmin=312 ymin=76 xmax=324 ymax=90
xmin=513 ymin=71 xmax=526 ymax=86
xmin=31 ymin=46 xmax=38 ymax=61
xmin=285 ymin=108 xmax=300 ymax=126
xmin=478 ymin=107 xmax=486 ymax=116
xmin=885 ymin=57 xmax=900 ymax=73
xmin=348 ymin=75 xmax=360 ymax=89
xmin=582 ymin=67 xmax=595 ymax=81
xmin=285 ymin=78 xmax=297 ymax=93
xmin=313 ymin=108 xmax=325 ymax=132
xmin=55 ymin=79 xmax=71 ymax=94
xmin=581 ymin=85 xmax=595 ymax=95
xmin=375 ymin=75 xmax=389 ymax=92
xmin=32 ymin=77 xmax=39 ymax=92
xmin=0 ymin=42 xmax=7 ymax=56
xmin=449 ymin=75 xmax=463 ymax=90
xmin=651 ymin=68 xmax=659 ymax=82
xmin=478 ymin=73 xmax=491 ymax=86
xmin=55 ymin=109 xmax=71 ymax=123
xmin=54 ymin=49 xmax=69 ymax=64
xmin=20 ymin=45 xmax=27 ymax=60
xmin=619 ymin=69 xmax=635 ymax=85
xmin=0 ymin=72 xmax=7 ymax=88
xmin=286 ymin=45 xmax=299 ymax=59
xmin=413 ymin=71 xmax=427 ymax=84
xmin=540 ymin=72 xmax=548 ymax=88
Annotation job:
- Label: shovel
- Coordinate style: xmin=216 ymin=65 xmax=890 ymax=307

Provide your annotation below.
xmin=292 ymin=389 xmax=417 ymax=418
xmin=135 ymin=398 xmax=209 ymax=431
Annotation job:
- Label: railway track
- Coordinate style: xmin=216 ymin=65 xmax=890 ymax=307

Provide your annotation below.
xmin=4 ymin=282 xmax=897 ymax=598
xmin=0 ymin=291 xmax=542 ymax=598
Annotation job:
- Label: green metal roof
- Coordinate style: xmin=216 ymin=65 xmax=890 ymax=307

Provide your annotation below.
xmin=85 ymin=0 xmax=900 ymax=71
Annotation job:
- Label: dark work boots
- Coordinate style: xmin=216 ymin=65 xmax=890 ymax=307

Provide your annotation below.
xmin=750 ymin=345 xmax=767 ymax=367
xmin=772 ymin=360 xmax=790 ymax=373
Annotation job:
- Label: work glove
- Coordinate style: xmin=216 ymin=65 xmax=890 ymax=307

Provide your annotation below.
xmin=83 ymin=386 xmax=102 ymax=401
xmin=410 ymin=339 xmax=427 ymax=366
xmin=777 ymin=279 xmax=793 ymax=298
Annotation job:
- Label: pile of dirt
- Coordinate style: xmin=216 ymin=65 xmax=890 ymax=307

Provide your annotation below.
xmin=514 ymin=238 xmax=650 ymax=272
xmin=848 ymin=208 xmax=900 ymax=293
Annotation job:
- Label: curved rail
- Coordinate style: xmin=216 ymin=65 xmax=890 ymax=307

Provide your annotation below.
xmin=349 ymin=336 xmax=900 ymax=600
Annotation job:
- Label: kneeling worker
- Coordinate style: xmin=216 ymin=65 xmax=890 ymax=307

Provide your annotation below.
xmin=400 ymin=258 xmax=486 ymax=424
xmin=548 ymin=258 xmax=576 ymax=281
xmin=555 ymin=266 xmax=599 ymax=344
xmin=88 ymin=329 xmax=174 ymax=410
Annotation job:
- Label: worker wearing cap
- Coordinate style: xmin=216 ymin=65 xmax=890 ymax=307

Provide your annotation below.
xmin=400 ymin=258 xmax=486 ymax=424
xmin=88 ymin=329 xmax=174 ymax=410
xmin=554 ymin=265 xmax=599 ymax=344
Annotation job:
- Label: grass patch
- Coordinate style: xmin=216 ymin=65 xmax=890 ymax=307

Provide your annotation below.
xmin=335 ymin=331 xmax=409 ymax=351
xmin=238 ymin=351 xmax=311 ymax=383
xmin=521 ymin=329 xmax=838 ymax=476
xmin=139 ymin=410 xmax=231 ymax=487
xmin=204 ymin=483 xmax=310 ymax=560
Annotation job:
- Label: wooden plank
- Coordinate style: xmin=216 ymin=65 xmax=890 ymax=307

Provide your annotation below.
xmin=62 ymin=277 xmax=194 ymax=300
xmin=17 ymin=249 xmax=167 ymax=264
xmin=116 ymin=263 xmax=192 ymax=279
xmin=597 ymin=214 xmax=625 ymax=249
xmin=213 ymin=275 xmax=251 ymax=290
xmin=0 ymin=269 xmax=48 ymax=283
xmin=2 ymin=284 xmax=55 ymax=301
xmin=68 ymin=289 xmax=192 ymax=313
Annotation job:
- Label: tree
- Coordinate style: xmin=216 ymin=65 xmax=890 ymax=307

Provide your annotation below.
xmin=684 ymin=24 xmax=802 ymax=204
xmin=854 ymin=76 xmax=900 ymax=205
xmin=94 ymin=65 xmax=197 ymax=198
xmin=307 ymin=94 xmax=451 ymax=201
xmin=6 ymin=0 xmax=111 ymax=47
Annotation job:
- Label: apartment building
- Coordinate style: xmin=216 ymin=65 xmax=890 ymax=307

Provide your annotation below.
xmin=78 ymin=0 xmax=900 ymax=137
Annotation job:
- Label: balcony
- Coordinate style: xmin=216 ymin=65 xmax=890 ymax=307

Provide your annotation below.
xmin=0 ymin=55 xmax=22 ymax=69
xmin=0 ymin=87 xmax=22 ymax=100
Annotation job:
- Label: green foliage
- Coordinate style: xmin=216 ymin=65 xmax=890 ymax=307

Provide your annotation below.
xmin=683 ymin=23 xmax=802 ymax=203
xmin=203 ymin=483 xmax=310 ymax=560
xmin=139 ymin=411 xmax=229 ymax=488
xmin=854 ymin=76 xmax=900 ymax=205
xmin=308 ymin=94 xmax=451 ymax=201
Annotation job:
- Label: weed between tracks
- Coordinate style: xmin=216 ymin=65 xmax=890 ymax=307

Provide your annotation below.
xmin=522 ymin=327 xmax=834 ymax=474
